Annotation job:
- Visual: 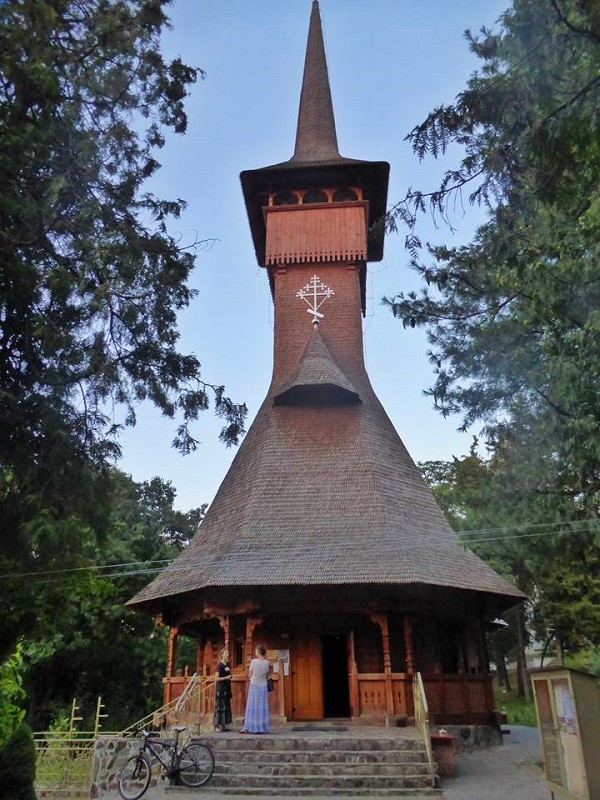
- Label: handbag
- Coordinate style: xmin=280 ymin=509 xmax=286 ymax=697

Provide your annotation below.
xmin=266 ymin=674 xmax=275 ymax=692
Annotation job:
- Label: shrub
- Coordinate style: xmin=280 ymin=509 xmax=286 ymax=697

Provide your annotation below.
xmin=0 ymin=648 xmax=26 ymax=746
xmin=0 ymin=723 xmax=37 ymax=800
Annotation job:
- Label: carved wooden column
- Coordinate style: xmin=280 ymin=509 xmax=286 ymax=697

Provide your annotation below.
xmin=164 ymin=626 xmax=179 ymax=705
xmin=348 ymin=629 xmax=360 ymax=719
xmin=370 ymin=613 xmax=395 ymax=722
xmin=403 ymin=615 xmax=415 ymax=673
xmin=277 ymin=659 xmax=286 ymax=719
xmin=195 ymin=638 xmax=205 ymax=674
xmin=244 ymin=617 xmax=263 ymax=670
xmin=217 ymin=615 xmax=231 ymax=653
xmin=403 ymin=614 xmax=415 ymax=719
xmin=166 ymin=626 xmax=178 ymax=677
xmin=479 ymin=620 xmax=490 ymax=673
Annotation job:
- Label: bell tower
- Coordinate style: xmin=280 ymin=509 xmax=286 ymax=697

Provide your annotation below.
xmin=129 ymin=0 xmax=523 ymax=729
xmin=241 ymin=0 xmax=389 ymax=389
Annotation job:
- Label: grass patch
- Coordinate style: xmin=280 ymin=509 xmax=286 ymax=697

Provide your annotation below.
xmin=494 ymin=686 xmax=538 ymax=727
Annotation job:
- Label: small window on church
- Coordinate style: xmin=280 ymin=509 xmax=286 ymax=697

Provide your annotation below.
xmin=302 ymin=189 xmax=328 ymax=204
xmin=273 ymin=191 xmax=298 ymax=206
xmin=332 ymin=188 xmax=358 ymax=202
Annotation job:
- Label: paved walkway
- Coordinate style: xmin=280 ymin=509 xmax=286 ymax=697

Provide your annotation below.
xmin=102 ymin=725 xmax=548 ymax=800
xmin=443 ymin=726 xmax=549 ymax=800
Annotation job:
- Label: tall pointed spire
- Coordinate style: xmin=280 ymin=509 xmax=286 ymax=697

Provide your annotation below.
xmin=292 ymin=0 xmax=340 ymax=163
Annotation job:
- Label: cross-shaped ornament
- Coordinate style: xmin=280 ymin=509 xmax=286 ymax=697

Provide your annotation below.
xmin=296 ymin=275 xmax=335 ymax=326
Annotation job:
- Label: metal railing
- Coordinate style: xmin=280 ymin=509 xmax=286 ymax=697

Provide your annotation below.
xmin=119 ymin=672 xmax=215 ymax=737
xmin=412 ymin=672 xmax=435 ymax=778
xmin=34 ymin=698 xmax=110 ymax=799
xmin=34 ymin=679 xmax=217 ymax=799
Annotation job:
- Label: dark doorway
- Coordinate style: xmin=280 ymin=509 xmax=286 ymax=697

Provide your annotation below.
xmin=322 ymin=634 xmax=350 ymax=717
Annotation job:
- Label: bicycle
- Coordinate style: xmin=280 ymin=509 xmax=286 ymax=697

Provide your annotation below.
xmin=118 ymin=725 xmax=214 ymax=800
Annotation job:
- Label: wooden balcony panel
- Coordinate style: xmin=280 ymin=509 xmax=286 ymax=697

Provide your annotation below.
xmin=265 ymin=203 xmax=367 ymax=266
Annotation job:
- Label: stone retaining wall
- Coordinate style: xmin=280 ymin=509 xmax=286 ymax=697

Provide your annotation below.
xmin=433 ymin=724 xmax=503 ymax=753
xmin=90 ymin=737 xmax=160 ymax=798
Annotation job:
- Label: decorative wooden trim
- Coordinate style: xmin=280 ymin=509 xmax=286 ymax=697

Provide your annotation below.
xmin=403 ymin=615 xmax=415 ymax=674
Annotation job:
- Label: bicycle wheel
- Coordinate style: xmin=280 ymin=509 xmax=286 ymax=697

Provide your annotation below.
xmin=118 ymin=754 xmax=152 ymax=800
xmin=178 ymin=742 xmax=215 ymax=787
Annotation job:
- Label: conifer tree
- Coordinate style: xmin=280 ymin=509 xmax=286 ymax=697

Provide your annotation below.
xmin=0 ymin=723 xmax=37 ymax=800
xmin=387 ymin=0 xmax=600 ymax=653
xmin=0 ymin=0 xmax=245 ymax=658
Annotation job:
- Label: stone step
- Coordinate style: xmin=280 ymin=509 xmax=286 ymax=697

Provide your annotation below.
xmin=214 ymin=761 xmax=431 ymax=777
xmin=207 ymin=773 xmax=437 ymax=790
xmin=169 ymin=787 xmax=443 ymax=798
xmin=202 ymin=736 xmax=424 ymax=752
xmin=165 ymin=784 xmax=443 ymax=800
xmin=215 ymin=749 xmax=428 ymax=765
xmin=182 ymin=729 xmax=438 ymax=796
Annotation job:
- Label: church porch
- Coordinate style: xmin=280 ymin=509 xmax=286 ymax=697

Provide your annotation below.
xmin=159 ymin=586 xmax=499 ymax=728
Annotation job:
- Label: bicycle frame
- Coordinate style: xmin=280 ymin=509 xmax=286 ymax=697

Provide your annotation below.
xmin=141 ymin=731 xmax=184 ymax=778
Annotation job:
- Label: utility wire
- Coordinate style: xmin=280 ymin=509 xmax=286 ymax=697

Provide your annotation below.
xmin=1 ymin=519 xmax=597 ymax=583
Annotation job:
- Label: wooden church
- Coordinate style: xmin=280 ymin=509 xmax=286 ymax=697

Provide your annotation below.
xmin=128 ymin=1 xmax=523 ymax=726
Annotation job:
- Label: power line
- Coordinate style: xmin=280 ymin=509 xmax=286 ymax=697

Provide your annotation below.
xmin=0 ymin=558 xmax=173 ymax=581
xmin=1 ymin=519 xmax=597 ymax=584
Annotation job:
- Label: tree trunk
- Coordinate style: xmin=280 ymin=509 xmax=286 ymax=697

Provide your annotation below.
xmin=515 ymin=608 xmax=530 ymax=702
xmin=493 ymin=640 xmax=511 ymax=691
xmin=555 ymin=633 xmax=565 ymax=665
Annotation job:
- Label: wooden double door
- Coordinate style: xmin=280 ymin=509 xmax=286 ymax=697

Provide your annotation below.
xmin=291 ymin=633 xmax=350 ymax=720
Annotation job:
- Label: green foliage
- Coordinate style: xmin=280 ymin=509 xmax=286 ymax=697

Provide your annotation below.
xmin=565 ymin=644 xmax=600 ymax=677
xmin=0 ymin=0 xmax=245 ymax=659
xmin=0 ymin=723 xmax=37 ymax=800
xmin=420 ymin=449 xmax=600 ymax=652
xmin=494 ymin=686 xmax=538 ymax=727
xmin=21 ymin=469 xmax=205 ymax=730
xmin=390 ymin=0 xmax=600 ymax=649
xmin=0 ymin=647 xmax=26 ymax=746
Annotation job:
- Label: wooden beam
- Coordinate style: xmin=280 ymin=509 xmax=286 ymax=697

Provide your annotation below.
xmin=166 ymin=626 xmax=178 ymax=679
xmin=217 ymin=615 xmax=231 ymax=653
xmin=369 ymin=613 xmax=395 ymax=722
xmin=348 ymin=629 xmax=360 ymax=719
xmin=403 ymin=614 xmax=415 ymax=674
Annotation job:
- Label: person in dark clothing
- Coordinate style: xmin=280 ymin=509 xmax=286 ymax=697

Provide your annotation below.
xmin=213 ymin=648 xmax=233 ymax=731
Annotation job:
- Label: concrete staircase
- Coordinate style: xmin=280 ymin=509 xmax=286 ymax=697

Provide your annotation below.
xmin=183 ymin=729 xmax=442 ymax=796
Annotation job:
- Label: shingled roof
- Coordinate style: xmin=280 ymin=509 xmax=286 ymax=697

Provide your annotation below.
xmin=128 ymin=325 xmax=523 ymax=610
xmin=273 ymin=325 xmax=360 ymax=405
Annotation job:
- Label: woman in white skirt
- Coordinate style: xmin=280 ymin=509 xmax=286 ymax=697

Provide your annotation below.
xmin=240 ymin=645 xmax=270 ymax=733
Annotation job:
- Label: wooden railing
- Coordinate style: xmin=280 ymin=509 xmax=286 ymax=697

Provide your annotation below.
xmin=356 ymin=673 xmax=411 ymax=718
xmin=422 ymin=673 xmax=494 ymax=720
xmin=413 ymin=672 xmax=435 ymax=776
xmin=163 ymin=669 xmax=494 ymax=725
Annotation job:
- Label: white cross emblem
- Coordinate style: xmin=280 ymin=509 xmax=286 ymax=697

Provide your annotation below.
xmin=296 ymin=275 xmax=334 ymax=325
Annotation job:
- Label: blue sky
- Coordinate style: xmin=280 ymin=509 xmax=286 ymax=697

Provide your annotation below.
xmin=117 ymin=0 xmax=510 ymax=511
